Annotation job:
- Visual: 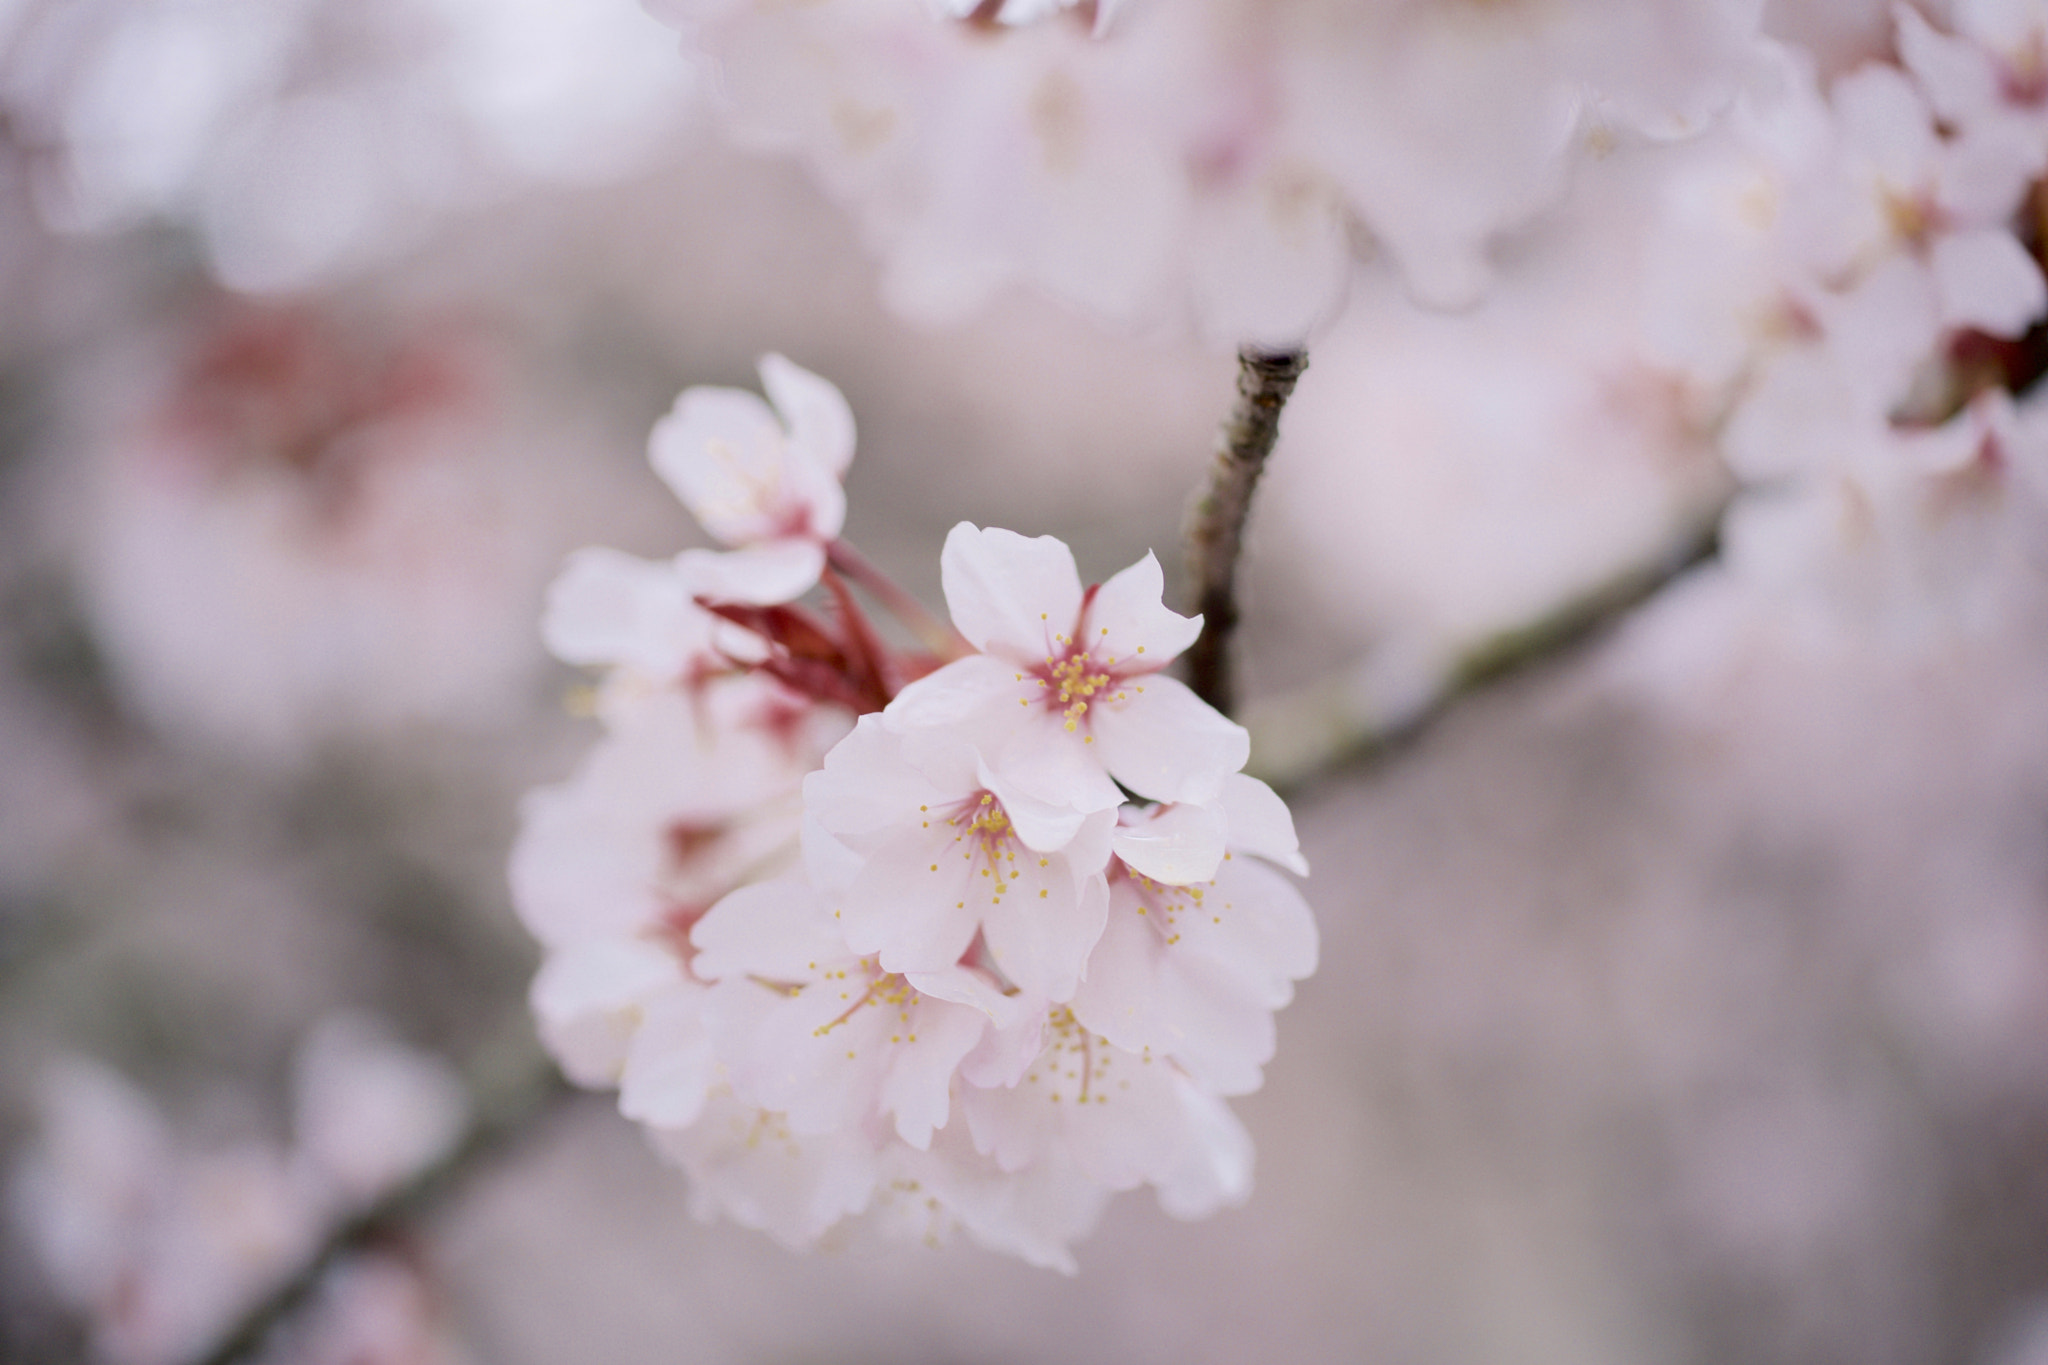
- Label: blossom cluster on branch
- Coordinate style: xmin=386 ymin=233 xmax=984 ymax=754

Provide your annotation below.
xmin=510 ymin=357 xmax=1316 ymax=1270
xmin=1642 ymin=2 xmax=2048 ymax=635
xmin=651 ymin=0 xmax=1766 ymax=340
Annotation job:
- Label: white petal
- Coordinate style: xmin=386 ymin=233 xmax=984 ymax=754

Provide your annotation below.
xmin=1896 ymin=3 xmax=1999 ymax=127
xmin=842 ymin=830 xmax=982 ymax=973
xmin=675 ymin=540 xmax=826 ymax=606
xmin=529 ymin=940 xmax=683 ymax=1086
xmin=648 ymin=386 xmax=790 ymax=545
xmin=1219 ymin=772 xmax=1309 ymax=876
xmin=542 ymin=547 xmax=708 ymax=675
xmin=691 ymin=877 xmax=844 ymax=982
xmin=1094 ymin=675 xmax=1250 ymax=805
xmin=806 ymin=714 xmax=949 ymax=845
xmin=879 ymin=1004 xmax=984 ymax=1149
xmin=976 ymin=755 xmax=1090 ymax=852
xmin=759 ymin=353 xmax=856 ymax=478
xmin=618 ymin=986 xmax=715 ymax=1129
xmin=1152 ymin=1074 xmax=1255 ymax=1220
xmin=1084 ymin=551 xmax=1202 ymax=666
xmin=1111 ymin=801 xmax=1227 ymax=885
xmin=1932 ymin=227 xmax=2048 ymax=338
xmin=940 ymin=523 xmax=1084 ymax=659
xmin=981 ymin=860 xmax=1109 ymax=1002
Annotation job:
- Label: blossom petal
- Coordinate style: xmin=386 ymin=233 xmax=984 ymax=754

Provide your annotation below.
xmin=1152 ymin=1074 xmax=1254 ymax=1219
xmin=619 ymin=985 xmax=716 ymax=1129
xmin=1112 ymin=800 xmax=1228 ymax=885
xmin=1094 ymin=676 xmax=1249 ymax=805
xmin=1932 ymin=227 xmax=2048 ymax=339
xmin=529 ymin=939 xmax=684 ymax=1086
xmin=648 ymin=386 xmax=789 ymax=544
xmin=981 ymin=860 xmax=1110 ymax=1003
xmin=1220 ymin=772 xmax=1309 ymax=875
xmin=1084 ymin=550 xmax=1201 ymax=666
xmin=676 ymin=540 xmax=826 ymax=606
xmin=841 ymin=830 xmax=982 ymax=973
xmin=940 ymin=523 xmax=1083 ymax=659
xmin=692 ymin=877 xmax=841 ymax=982
xmin=542 ymin=547 xmax=708 ymax=675
xmin=759 ymin=353 xmax=855 ymax=478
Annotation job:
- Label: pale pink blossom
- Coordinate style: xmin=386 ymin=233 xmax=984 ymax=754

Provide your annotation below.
xmin=886 ymin=523 xmax=1248 ymax=815
xmin=647 ymin=1093 xmax=883 ymax=1250
xmin=1074 ymin=775 xmax=1318 ymax=1097
xmin=958 ymin=1005 xmax=1255 ymax=1218
xmin=803 ymin=713 xmax=1115 ymax=1001
xmin=656 ymin=0 xmax=1768 ymax=342
xmin=693 ymin=875 xmax=1032 ymax=1147
xmin=647 ymin=354 xmax=856 ymax=605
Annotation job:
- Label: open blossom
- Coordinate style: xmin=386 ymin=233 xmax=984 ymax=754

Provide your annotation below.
xmin=512 ymin=357 xmax=1313 ymax=1268
xmin=649 ymin=353 xmax=857 ymax=605
xmin=804 ymin=714 xmax=1115 ymax=1000
xmin=888 ymin=523 xmax=1250 ymax=816
xmin=655 ymin=0 xmax=1768 ymax=340
xmin=694 ymin=875 xmax=1034 ymax=1148
xmin=1074 ymin=774 xmax=1318 ymax=1097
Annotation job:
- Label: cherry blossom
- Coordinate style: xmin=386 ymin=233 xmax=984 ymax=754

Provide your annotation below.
xmin=1073 ymin=775 xmax=1318 ymax=1097
xmin=514 ymin=356 xmax=1313 ymax=1269
xmin=693 ymin=874 xmax=1034 ymax=1147
xmin=653 ymin=0 xmax=1770 ymax=340
xmin=803 ymin=713 xmax=1115 ymax=1000
xmin=887 ymin=523 xmax=1249 ymax=815
xmin=648 ymin=353 xmax=857 ymax=606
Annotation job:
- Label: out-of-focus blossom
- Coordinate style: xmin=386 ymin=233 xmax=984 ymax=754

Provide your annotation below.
xmin=0 ymin=0 xmax=691 ymax=290
xmin=8 ymin=1021 xmax=467 ymax=1365
xmin=653 ymin=0 xmax=1770 ymax=342
xmin=73 ymin=304 xmax=608 ymax=764
xmin=651 ymin=353 xmax=857 ymax=606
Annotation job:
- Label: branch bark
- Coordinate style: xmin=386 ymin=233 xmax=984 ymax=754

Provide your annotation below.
xmin=1183 ymin=346 xmax=1308 ymax=718
xmin=1245 ymin=504 xmax=1726 ymax=794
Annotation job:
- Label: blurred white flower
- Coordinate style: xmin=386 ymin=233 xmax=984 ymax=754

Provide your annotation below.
xmin=654 ymin=0 xmax=1769 ymax=342
xmin=8 ymin=1020 xmax=466 ymax=1365
xmin=0 ymin=0 xmax=691 ymax=289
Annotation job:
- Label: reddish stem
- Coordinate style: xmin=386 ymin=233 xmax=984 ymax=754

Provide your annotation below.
xmin=827 ymin=539 xmax=972 ymax=660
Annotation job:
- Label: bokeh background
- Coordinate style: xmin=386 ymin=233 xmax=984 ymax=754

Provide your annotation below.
xmin=4 ymin=1 xmax=2048 ymax=1363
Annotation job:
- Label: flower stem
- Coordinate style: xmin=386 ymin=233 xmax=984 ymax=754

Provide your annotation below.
xmin=1183 ymin=346 xmax=1309 ymax=718
xmin=827 ymin=538 xmax=971 ymax=660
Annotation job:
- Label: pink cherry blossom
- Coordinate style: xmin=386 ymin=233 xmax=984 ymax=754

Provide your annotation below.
xmin=647 ymin=354 xmax=856 ymax=605
xmin=887 ymin=523 xmax=1249 ymax=814
xmin=693 ymin=875 xmax=1031 ymax=1148
xmin=1073 ymin=775 xmax=1319 ymax=1096
xmin=804 ymin=713 xmax=1115 ymax=1001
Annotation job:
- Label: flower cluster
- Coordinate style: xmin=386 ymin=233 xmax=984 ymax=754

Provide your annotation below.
xmin=652 ymin=0 xmax=1766 ymax=341
xmin=511 ymin=356 xmax=1315 ymax=1269
xmin=1644 ymin=6 xmax=2048 ymax=635
xmin=10 ymin=1018 xmax=469 ymax=1365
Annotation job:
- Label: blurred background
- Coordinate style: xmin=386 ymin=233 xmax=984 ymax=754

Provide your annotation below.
xmin=4 ymin=1 xmax=2048 ymax=1363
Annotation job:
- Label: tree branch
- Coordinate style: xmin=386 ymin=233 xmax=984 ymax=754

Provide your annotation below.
xmin=1183 ymin=346 xmax=1309 ymax=718
xmin=1246 ymin=505 xmax=1726 ymax=794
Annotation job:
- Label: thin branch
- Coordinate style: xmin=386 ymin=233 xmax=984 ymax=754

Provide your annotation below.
xmin=1184 ymin=346 xmax=1309 ymax=718
xmin=185 ymin=1028 xmax=575 ymax=1365
xmin=1246 ymin=504 xmax=1727 ymax=795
